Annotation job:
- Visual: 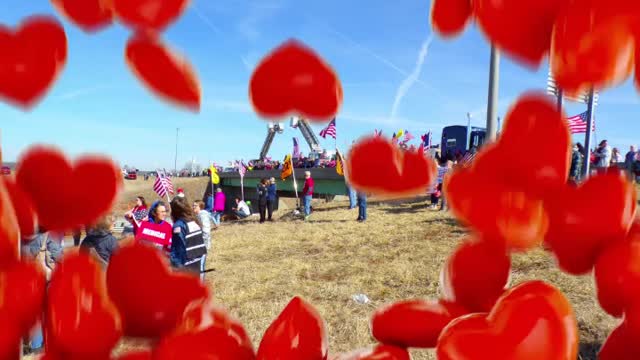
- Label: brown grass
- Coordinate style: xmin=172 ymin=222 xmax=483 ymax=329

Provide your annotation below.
xmin=41 ymin=178 xmax=619 ymax=359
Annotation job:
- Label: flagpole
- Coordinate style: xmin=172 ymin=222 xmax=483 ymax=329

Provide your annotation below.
xmin=582 ymin=89 xmax=596 ymax=178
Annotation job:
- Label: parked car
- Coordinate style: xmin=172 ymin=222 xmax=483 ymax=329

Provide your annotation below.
xmin=1 ymin=166 xmax=10 ymax=175
xmin=125 ymin=171 xmax=137 ymax=180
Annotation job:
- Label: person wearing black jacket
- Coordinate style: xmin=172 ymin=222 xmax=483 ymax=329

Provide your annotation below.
xmin=257 ymin=178 xmax=268 ymax=224
xmin=267 ymin=177 xmax=277 ymax=221
xmin=80 ymin=214 xmax=118 ymax=264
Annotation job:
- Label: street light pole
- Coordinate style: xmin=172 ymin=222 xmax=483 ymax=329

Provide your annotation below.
xmin=486 ymin=46 xmax=500 ymax=142
xmin=174 ymin=128 xmax=179 ymax=175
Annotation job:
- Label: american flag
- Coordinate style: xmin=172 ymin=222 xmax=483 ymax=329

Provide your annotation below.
xmin=459 ymin=152 xmax=476 ymax=166
xmin=422 ymin=131 xmax=432 ymax=149
xmin=374 ymin=129 xmax=382 ymax=137
xmin=293 ymin=137 xmax=301 ymax=158
xmin=237 ymin=161 xmax=246 ymax=178
xmin=567 ymin=112 xmax=596 ymax=134
xmin=153 ymin=169 xmax=174 ymax=198
xmin=319 ymin=118 xmax=337 ymax=139
xmin=403 ymin=131 xmax=414 ymax=143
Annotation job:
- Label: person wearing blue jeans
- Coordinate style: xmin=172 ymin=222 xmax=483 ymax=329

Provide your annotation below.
xmin=302 ymin=171 xmax=314 ymax=220
xmin=357 ymin=192 xmax=367 ymax=222
xmin=21 ymin=231 xmax=46 ymax=355
xmin=346 ymin=185 xmax=357 ymax=209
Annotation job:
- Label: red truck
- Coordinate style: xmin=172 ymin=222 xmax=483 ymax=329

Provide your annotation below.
xmin=1 ymin=166 xmax=10 ymax=175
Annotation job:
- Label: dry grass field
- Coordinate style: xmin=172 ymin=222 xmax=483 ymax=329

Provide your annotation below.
xmin=107 ymin=178 xmax=618 ymax=359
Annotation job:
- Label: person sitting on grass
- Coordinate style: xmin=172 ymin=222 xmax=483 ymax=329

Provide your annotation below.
xmin=232 ymin=197 xmax=251 ymax=219
xmin=80 ymin=213 xmax=118 ymax=264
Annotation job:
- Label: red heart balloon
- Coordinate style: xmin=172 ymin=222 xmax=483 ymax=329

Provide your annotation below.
xmin=437 ymin=280 xmax=578 ymax=360
xmin=0 ymin=179 xmax=19 ymax=267
xmin=249 ymin=40 xmax=343 ymax=122
xmin=115 ymin=351 xmax=153 ymax=360
xmin=50 ymin=0 xmax=114 ymax=32
xmin=330 ymin=345 xmax=410 ymax=360
xmin=346 ymin=136 xmax=437 ymax=199
xmin=3 ymin=177 xmax=36 ymax=238
xmin=46 ymin=251 xmax=123 ymax=358
xmin=594 ymin=231 xmax=640 ymax=317
xmin=371 ymin=299 xmax=468 ymax=348
xmin=125 ymin=33 xmax=201 ymax=111
xmin=445 ymin=167 xmax=549 ymax=252
xmin=599 ymin=321 xmax=640 ymax=360
xmin=256 ymin=296 xmax=328 ymax=360
xmin=0 ymin=259 xmax=46 ymax=359
xmin=0 ymin=16 xmax=67 ymax=109
xmin=545 ymin=170 xmax=637 ymax=275
xmin=106 ymin=242 xmax=210 ymax=338
xmin=440 ymin=240 xmax=510 ymax=312
xmin=551 ymin=0 xmax=635 ymax=95
xmin=155 ymin=300 xmax=255 ymax=360
xmin=113 ymin=0 xmax=189 ymax=31
xmin=15 ymin=145 xmax=122 ymax=233
xmin=475 ymin=93 xmax=571 ymax=197
xmin=430 ymin=0 xmax=472 ymax=38
xmin=473 ymin=0 xmax=567 ymax=67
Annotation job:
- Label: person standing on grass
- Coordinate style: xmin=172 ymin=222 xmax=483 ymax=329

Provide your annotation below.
xmin=170 ymin=197 xmax=206 ymax=276
xmin=212 ymin=188 xmax=225 ymax=229
xmin=79 ymin=214 xmax=118 ymax=264
xmin=138 ymin=201 xmax=173 ymax=254
xmin=267 ymin=177 xmax=277 ymax=221
xmin=569 ymin=143 xmax=583 ymax=183
xmin=440 ymin=160 xmax=454 ymax=211
xmin=356 ymin=192 xmax=367 ymax=222
xmin=302 ymin=171 xmax=314 ymax=220
xmin=346 ymin=184 xmax=357 ymax=209
xmin=193 ymin=200 xmax=212 ymax=250
xmin=626 ymin=145 xmax=637 ymax=181
xmin=257 ymin=178 xmax=268 ymax=224
xmin=125 ymin=196 xmax=148 ymax=235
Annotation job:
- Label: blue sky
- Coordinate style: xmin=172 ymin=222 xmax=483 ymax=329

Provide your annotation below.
xmin=2 ymin=0 xmax=640 ymax=170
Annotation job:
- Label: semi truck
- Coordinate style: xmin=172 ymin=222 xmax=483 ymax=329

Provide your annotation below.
xmin=440 ymin=125 xmax=487 ymax=161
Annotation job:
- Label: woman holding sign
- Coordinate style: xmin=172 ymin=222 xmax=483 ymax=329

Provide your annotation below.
xmin=135 ymin=201 xmax=172 ymax=255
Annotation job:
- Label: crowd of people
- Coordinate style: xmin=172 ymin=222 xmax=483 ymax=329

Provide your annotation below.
xmin=570 ymin=140 xmax=640 ymax=182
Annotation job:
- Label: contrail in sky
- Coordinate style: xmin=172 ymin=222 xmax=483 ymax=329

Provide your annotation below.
xmin=390 ymin=34 xmax=434 ymax=121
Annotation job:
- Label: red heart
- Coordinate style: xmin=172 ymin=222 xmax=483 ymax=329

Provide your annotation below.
xmin=3 ymin=177 xmax=36 ymax=238
xmin=474 ymin=93 xmax=571 ymax=197
xmin=0 ymin=259 xmax=46 ymax=359
xmin=115 ymin=351 xmax=153 ymax=360
xmin=445 ymin=167 xmax=549 ymax=251
xmin=113 ymin=0 xmax=189 ymax=31
xmin=330 ymin=345 xmax=410 ymax=360
xmin=249 ymin=40 xmax=343 ymax=122
xmin=371 ymin=299 xmax=468 ymax=348
xmin=551 ymin=0 xmax=635 ymax=95
xmin=346 ymin=136 xmax=437 ymax=199
xmin=430 ymin=0 xmax=472 ymax=38
xmin=545 ymin=170 xmax=637 ymax=275
xmin=0 ymin=180 xmax=19 ymax=267
xmin=155 ymin=300 xmax=255 ymax=360
xmin=440 ymin=240 xmax=510 ymax=312
xmin=437 ymin=280 xmax=578 ymax=360
xmin=125 ymin=33 xmax=201 ymax=111
xmin=15 ymin=145 xmax=122 ymax=232
xmin=256 ymin=296 xmax=328 ymax=360
xmin=46 ymin=251 xmax=123 ymax=358
xmin=0 ymin=16 xmax=67 ymax=109
xmin=599 ymin=321 xmax=640 ymax=360
xmin=106 ymin=242 xmax=210 ymax=338
xmin=50 ymin=0 xmax=114 ymax=32
xmin=594 ymin=230 xmax=640 ymax=317
xmin=472 ymin=0 xmax=567 ymax=67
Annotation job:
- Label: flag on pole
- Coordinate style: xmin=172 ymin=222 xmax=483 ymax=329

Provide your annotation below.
xmin=319 ymin=118 xmax=337 ymax=139
xmin=293 ymin=137 xmax=301 ymax=158
xmin=281 ymin=155 xmax=293 ymax=180
xmin=567 ymin=112 xmax=596 ymax=134
xmin=335 ymin=148 xmax=345 ymax=176
xmin=210 ymin=164 xmax=220 ymax=184
xmin=403 ymin=131 xmax=414 ymax=143
xmin=396 ymin=129 xmax=404 ymax=138
xmin=153 ymin=169 xmax=174 ymax=198
xmin=459 ymin=152 xmax=476 ymax=166
xmin=237 ymin=161 xmax=246 ymax=178
xmin=374 ymin=129 xmax=382 ymax=137
xmin=421 ymin=131 xmax=433 ymax=149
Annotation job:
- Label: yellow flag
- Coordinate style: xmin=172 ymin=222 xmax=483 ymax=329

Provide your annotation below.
xmin=335 ymin=149 xmax=345 ymax=176
xmin=281 ymin=155 xmax=293 ymax=180
xmin=396 ymin=129 xmax=404 ymax=138
xmin=210 ymin=165 xmax=220 ymax=184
